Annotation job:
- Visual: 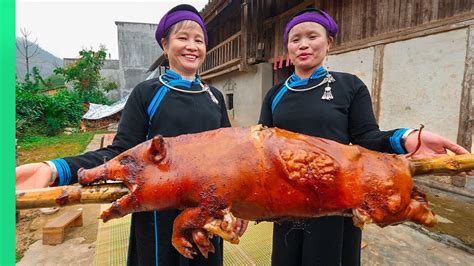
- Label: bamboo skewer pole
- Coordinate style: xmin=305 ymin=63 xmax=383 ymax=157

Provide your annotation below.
xmin=16 ymin=154 xmax=474 ymax=210
xmin=409 ymin=154 xmax=474 ymax=175
xmin=16 ymin=183 xmax=128 ymax=210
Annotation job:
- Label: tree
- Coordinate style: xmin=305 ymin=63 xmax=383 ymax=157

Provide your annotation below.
xmin=54 ymin=47 xmax=118 ymax=104
xmin=16 ymin=28 xmax=40 ymax=76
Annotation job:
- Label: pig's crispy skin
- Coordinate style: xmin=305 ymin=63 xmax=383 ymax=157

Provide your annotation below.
xmin=78 ymin=125 xmax=436 ymax=258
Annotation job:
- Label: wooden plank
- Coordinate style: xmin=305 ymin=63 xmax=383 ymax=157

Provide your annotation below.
xmin=445 ymin=0 xmax=455 ymax=18
xmin=383 ymin=0 xmax=391 ymax=33
xmin=274 ymin=19 xmax=281 ymax=58
xmin=353 ymin=0 xmax=363 ymax=41
xmin=376 ymin=0 xmax=386 ymax=35
xmin=457 ymin=25 xmax=474 ymax=150
xmin=438 ymin=0 xmax=446 ymax=20
xmin=421 ymin=0 xmax=431 ymax=24
xmin=201 ymin=64 xmax=241 ymax=80
xmin=44 ymin=210 xmax=83 ymax=228
xmin=431 ymin=0 xmax=440 ymax=21
xmin=399 ymin=0 xmax=408 ymax=29
xmin=43 ymin=210 xmax=83 ymax=245
xmin=371 ymin=44 xmax=385 ymax=121
xmin=241 ymin=0 xmax=249 ymax=71
xmin=390 ymin=0 xmax=401 ymax=31
xmin=406 ymin=0 xmax=414 ymax=28
xmin=200 ymin=58 xmax=241 ymax=77
xmin=342 ymin=0 xmax=352 ymax=43
xmin=266 ymin=0 xmax=314 ymax=23
xmin=361 ymin=0 xmax=368 ymax=39
xmin=368 ymin=0 xmax=377 ymax=37
xmin=453 ymin=0 xmax=461 ymax=14
xmin=330 ymin=13 xmax=473 ymax=55
xmin=413 ymin=0 xmax=422 ymax=25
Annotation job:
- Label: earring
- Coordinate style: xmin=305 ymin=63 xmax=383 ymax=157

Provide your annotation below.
xmin=324 ymin=54 xmax=328 ymax=70
xmin=321 ymin=55 xmax=335 ymax=101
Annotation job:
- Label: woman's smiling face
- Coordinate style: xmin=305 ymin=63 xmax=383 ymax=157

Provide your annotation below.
xmin=161 ymin=20 xmax=206 ymax=77
xmin=287 ymin=22 xmax=333 ymax=78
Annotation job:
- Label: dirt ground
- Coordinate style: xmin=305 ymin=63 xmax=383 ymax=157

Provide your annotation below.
xmin=16 ymin=204 xmax=102 ymax=263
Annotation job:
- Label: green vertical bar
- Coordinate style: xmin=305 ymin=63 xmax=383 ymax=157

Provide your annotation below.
xmin=0 ymin=0 xmax=16 ymax=264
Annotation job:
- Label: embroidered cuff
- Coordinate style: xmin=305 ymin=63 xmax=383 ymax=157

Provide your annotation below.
xmin=390 ymin=128 xmax=410 ymax=154
xmin=51 ymin=159 xmax=72 ymax=186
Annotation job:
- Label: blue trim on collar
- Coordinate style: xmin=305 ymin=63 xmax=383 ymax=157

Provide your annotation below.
xmin=288 ymin=66 xmax=328 ymax=88
xmin=162 ymin=69 xmax=201 ymax=89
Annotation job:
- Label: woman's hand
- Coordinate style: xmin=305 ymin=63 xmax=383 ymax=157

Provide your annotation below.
xmin=16 ymin=163 xmax=52 ymax=190
xmin=233 ymin=218 xmax=249 ymax=237
xmin=404 ymin=130 xmax=470 ymax=159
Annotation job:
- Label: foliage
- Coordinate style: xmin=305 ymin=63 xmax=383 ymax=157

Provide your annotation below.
xmin=16 ymin=47 xmax=119 ymax=136
xmin=20 ymin=66 xmax=44 ymax=93
xmin=42 ymin=90 xmax=84 ymax=135
xmin=41 ymin=74 xmax=66 ymax=91
xmin=54 ymin=47 xmax=118 ymax=104
xmin=16 ymin=68 xmax=83 ymax=136
xmin=16 ymin=72 xmax=48 ymax=133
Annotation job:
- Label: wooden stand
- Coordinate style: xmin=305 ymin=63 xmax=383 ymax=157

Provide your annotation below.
xmin=43 ymin=209 xmax=83 ymax=245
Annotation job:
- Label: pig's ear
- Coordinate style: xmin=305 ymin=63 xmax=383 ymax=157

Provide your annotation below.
xmin=149 ymin=135 xmax=166 ymax=162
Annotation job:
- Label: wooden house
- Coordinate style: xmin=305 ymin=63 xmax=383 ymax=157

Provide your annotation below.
xmin=200 ymin=0 xmax=473 ymax=145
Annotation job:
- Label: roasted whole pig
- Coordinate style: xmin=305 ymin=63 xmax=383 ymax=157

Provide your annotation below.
xmin=77 ymin=125 xmax=455 ymax=258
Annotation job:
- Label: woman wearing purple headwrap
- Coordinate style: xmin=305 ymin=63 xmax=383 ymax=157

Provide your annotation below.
xmin=16 ymin=4 xmax=248 ymax=266
xmin=258 ymin=8 xmax=469 ymax=265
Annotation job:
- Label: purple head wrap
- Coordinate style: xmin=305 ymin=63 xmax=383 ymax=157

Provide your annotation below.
xmin=155 ymin=5 xmax=208 ymax=49
xmin=284 ymin=9 xmax=338 ymax=46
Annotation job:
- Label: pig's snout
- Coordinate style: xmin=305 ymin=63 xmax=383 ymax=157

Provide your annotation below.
xmin=78 ymin=165 xmax=108 ymax=185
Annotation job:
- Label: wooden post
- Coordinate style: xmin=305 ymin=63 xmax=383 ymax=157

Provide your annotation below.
xmin=371 ymin=44 xmax=385 ymax=121
xmin=457 ymin=25 xmax=474 ymax=151
xmin=240 ymin=0 xmax=249 ymax=71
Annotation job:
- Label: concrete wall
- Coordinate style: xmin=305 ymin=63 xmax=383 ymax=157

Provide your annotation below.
xmin=210 ymin=63 xmax=273 ymax=126
xmin=326 ymin=47 xmax=375 ymax=94
xmin=378 ymin=28 xmax=468 ymax=141
xmin=116 ymin=21 xmax=162 ymax=95
xmin=319 ymin=29 xmax=468 ymax=142
xmin=100 ymin=60 xmax=123 ymax=101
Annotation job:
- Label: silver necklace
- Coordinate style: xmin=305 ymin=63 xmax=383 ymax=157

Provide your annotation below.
xmin=284 ymin=73 xmax=336 ymax=101
xmin=158 ymin=74 xmax=219 ymax=104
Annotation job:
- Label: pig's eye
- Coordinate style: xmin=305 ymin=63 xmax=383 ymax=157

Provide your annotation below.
xmin=120 ymin=155 xmax=137 ymax=166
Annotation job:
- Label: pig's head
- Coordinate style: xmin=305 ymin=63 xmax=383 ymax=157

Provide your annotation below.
xmin=78 ymin=135 xmax=167 ymax=188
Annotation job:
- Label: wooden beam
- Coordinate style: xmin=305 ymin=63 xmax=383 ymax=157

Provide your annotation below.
xmin=263 ymin=0 xmax=314 ymax=25
xmin=457 ymin=25 xmax=474 ymax=150
xmin=371 ymin=44 xmax=385 ymax=122
xmin=201 ymin=0 xmax=232 ymax=24
xmin=330 ymin=12 xmax=474 ymax=55
xmin=240 ymin=0 xmax=249 ymax=71
xmin=201 ymin=64 xmax=240 ymax=80
xmin=200 ymin=58 xmax=240 ymax=76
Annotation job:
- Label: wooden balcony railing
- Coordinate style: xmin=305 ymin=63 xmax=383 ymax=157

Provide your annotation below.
xmin=200 ymin=31 xmax=241 ymax=76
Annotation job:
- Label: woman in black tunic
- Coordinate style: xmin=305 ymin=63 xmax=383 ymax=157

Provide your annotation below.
xmin=259 ymin=8 xmax=469 ymax=266
xmin=16 ymin=4 xmax=247 ymax=266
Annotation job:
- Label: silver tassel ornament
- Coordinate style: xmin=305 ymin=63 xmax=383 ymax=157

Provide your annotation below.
xmin=321 ymin=74 xmax=335 ymax=101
